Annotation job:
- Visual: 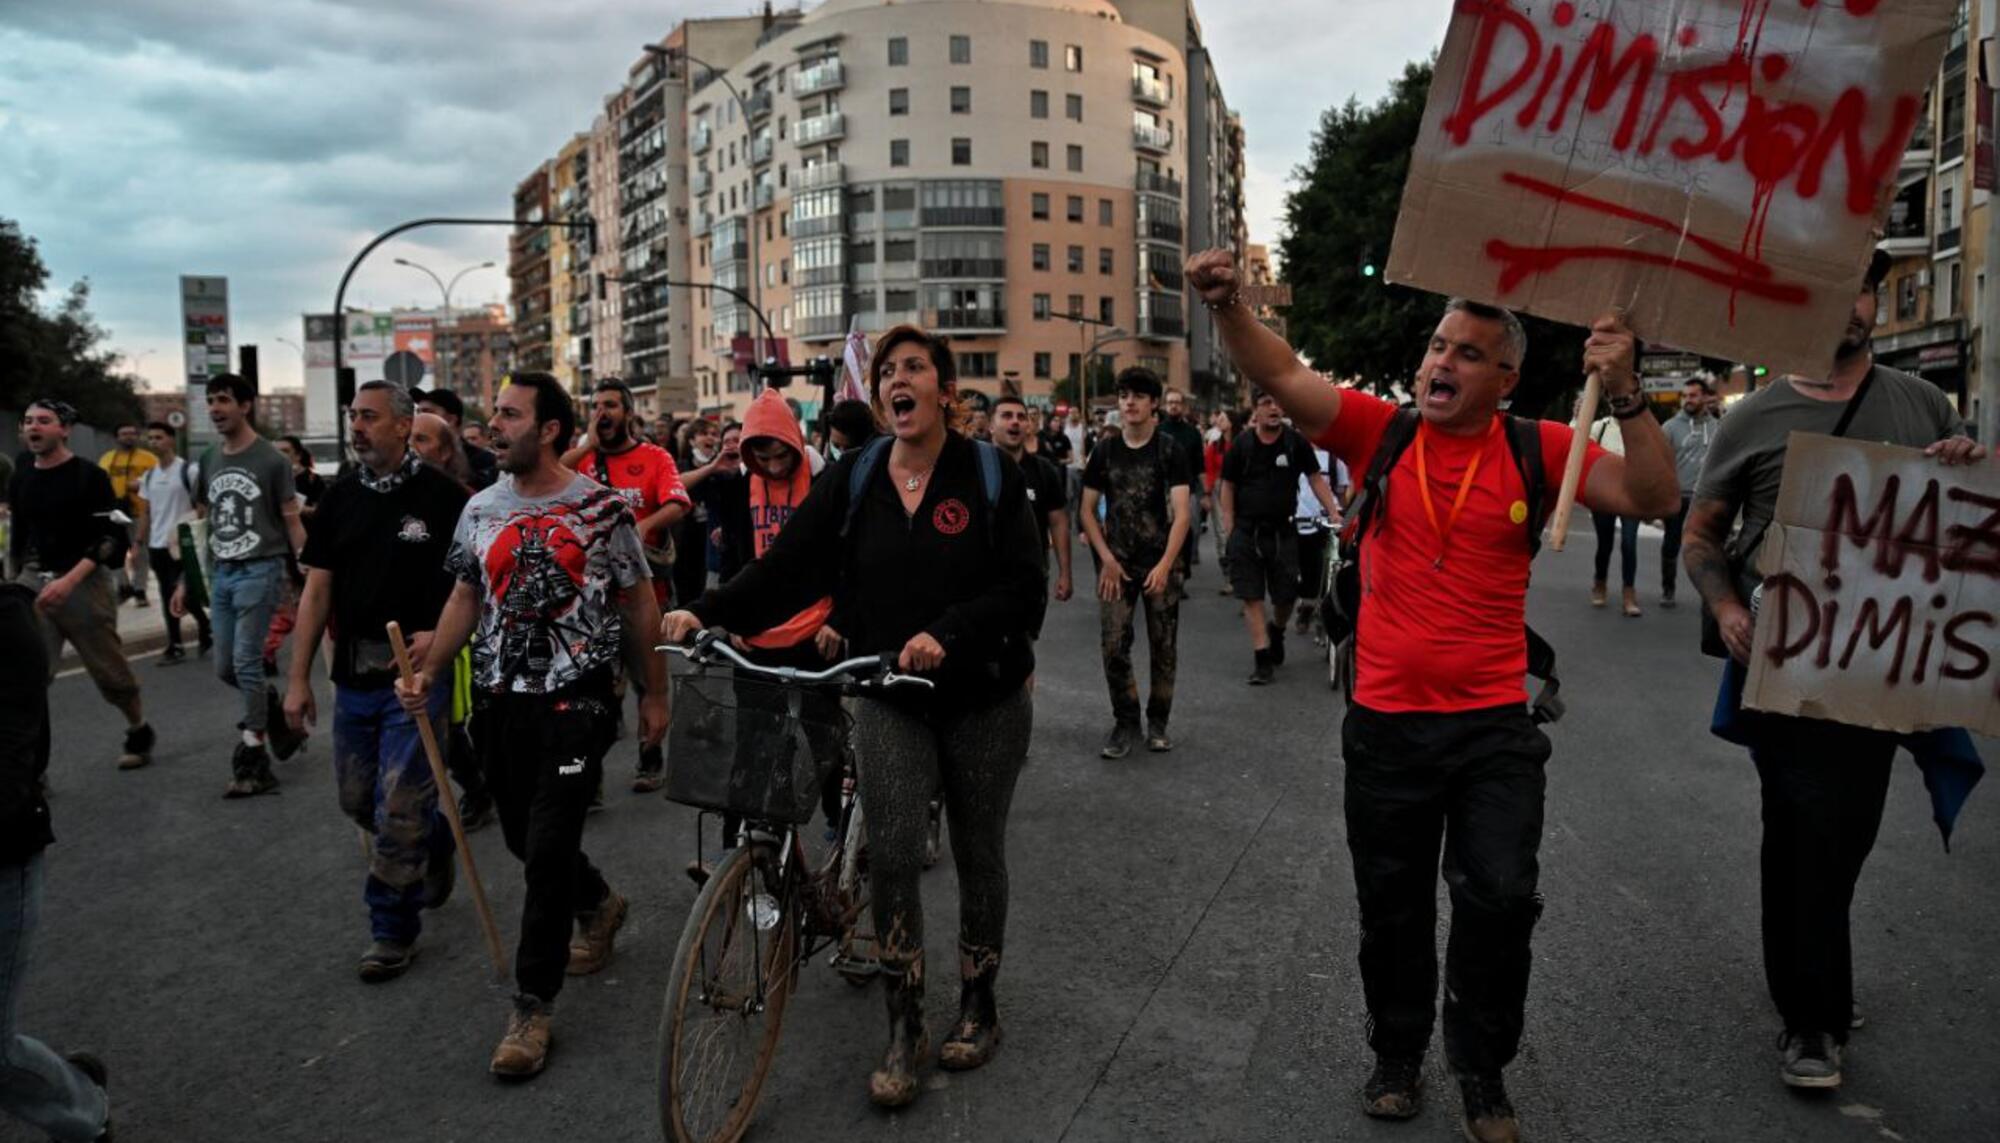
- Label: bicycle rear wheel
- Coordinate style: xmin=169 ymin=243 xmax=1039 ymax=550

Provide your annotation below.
xmin=659 ymin=843 xmax=800 ymax=1143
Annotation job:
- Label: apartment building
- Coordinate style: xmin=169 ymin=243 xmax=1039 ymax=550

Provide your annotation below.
xmin=510 ymin=162 xmax=555 ymax=374
xmin=549 ymin=133 xmax=595 ymax=393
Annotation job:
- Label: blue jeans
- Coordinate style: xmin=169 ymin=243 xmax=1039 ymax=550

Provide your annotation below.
xmin=1 ymin=854 xmax=109 ymax=1142
xmin=334 ymin=685 xmax=453 ymax=945
xmin=210 ymin=557 xmax=284 ymax=733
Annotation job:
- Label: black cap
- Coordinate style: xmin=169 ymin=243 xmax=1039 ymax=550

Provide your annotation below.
xmin=414 ymin=386 xmax=464 ymax=420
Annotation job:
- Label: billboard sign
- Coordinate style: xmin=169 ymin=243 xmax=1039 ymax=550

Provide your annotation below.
xmin=181 ymin=275 xmax=230 ymax=446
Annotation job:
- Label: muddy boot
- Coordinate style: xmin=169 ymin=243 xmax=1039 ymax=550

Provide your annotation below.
xmin=868 ymin=955 xmax=928 ymax=1108
xmin=939 ymin=943 xmax=1003 ymax=1071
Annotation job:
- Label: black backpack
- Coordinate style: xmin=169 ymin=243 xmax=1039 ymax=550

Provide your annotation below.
xmin=1323 ymin=409 xmax=1564 ymax=725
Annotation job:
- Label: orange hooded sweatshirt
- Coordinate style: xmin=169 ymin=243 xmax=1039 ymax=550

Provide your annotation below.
xmin=741 ymin=390 xmax=835 ymax=650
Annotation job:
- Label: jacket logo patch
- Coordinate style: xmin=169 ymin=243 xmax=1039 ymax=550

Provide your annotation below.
xmin=627 ymin=463 xmax=646 ymax=477
xmin=933 ymin=498 xmax=971 ymax=536
xmin=396 ymin=516 xmax=431 ymax=543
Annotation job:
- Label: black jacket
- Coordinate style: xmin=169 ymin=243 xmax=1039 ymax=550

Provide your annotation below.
xmin=0 ymin=584 xmax=53 ymax=864
xmin=691 ymin=433 xmax=1046 ymax=708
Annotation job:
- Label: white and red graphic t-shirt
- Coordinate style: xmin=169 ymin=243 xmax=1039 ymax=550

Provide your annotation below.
xmin=446 ymin=473 xmax=650 ymax=695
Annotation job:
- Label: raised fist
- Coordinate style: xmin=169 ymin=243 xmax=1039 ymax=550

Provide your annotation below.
xmin=1185 ymin=249 xmax=1240 ymax=308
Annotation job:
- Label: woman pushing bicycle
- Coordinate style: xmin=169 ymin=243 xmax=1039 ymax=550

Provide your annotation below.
xmin=661 ymin=324 xmax=1046 ymax=1108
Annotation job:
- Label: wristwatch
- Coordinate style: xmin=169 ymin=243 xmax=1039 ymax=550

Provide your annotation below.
xmin=1606 ymin=388 xmax=1649 ymax=419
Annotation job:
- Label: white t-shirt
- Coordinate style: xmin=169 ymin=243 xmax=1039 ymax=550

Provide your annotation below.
xmin=1296 ymin=448 xmax=1345 ymax=524
xmin=137 ymin=457 xmax=197 ymax=549
xmin=1064 ymin=424 xmax=1086 ymax=469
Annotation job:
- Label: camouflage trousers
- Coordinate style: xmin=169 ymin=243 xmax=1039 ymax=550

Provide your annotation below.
xmin=1098 ymin=566 xmax=1183 ymax=730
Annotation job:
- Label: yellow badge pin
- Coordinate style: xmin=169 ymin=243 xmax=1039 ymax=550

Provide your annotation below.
xmin=1508 ymin=500 xmax=1529 ymax=525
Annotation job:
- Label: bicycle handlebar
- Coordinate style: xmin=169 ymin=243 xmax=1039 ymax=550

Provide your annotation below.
xmin=658 ymin=630 xmax=936 ymax=691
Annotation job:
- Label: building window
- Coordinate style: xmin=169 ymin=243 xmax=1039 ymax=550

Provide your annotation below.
xmin=1065 ymin=44 xmax=1083 ymax=71
xmin=1032 ymin=243 xmax=1051 ymax=271
xmin=951 ymin=86 xmax=972 ymax=114
xmin=1067 ymin=245 xmax=1084 ymax=273
xmin=1066 ymin=144 xmax=1084 ymax=172
xmin=1099 ymin=198 xmax=1113 ymax=225
xmin=885 ymin=287 xmax=918 ymax=313
xmin=889 ymin=36 xmax=907 ymax=65
xmin=1034 ymin=352 xmax=1053 ymax=378
xmin=952 ymin=137 xmax=972 ymax=165
xmin=1030 ymin=39 xmax=1049 ymax=68
xmin=890 ymin=138 xmax=909 ymax=167
xmin=950 ymin=34 xmax=971 ymax=64
xmin=1948 ymin=258 xmax=1964 ymax=316
xmin=1099 ymin=296 xmax=1115 ymax=324
xmin=850 ymin=237 xmax=878 ymax=264
xmin=1033 ymin=293 xmax=1052 ymax=320
xmin=1066 ymin=294 xmax=1084 ymax=318
xmin=1099 ymin=247 xmax=1114 ymax=275
xmin=1897 ymin=274 xmax=1919 ymax=320
xmin=1030 ymin=90 xmax=1049 ymax=119
xmin=1032 ymin=193 xmax=1050 ymax=220
xmin=1066 ymin=195 xmax=1084 ymax=222
xmin=1031 ymin=141 xmax=1049 ymax=168
xmin=957 ymin=351 xmax=998 ymax=378
xmin=1066 ymin=93 xmax=1083 ymax=121
xmin=885 ymin=236 xmax=917 ymax=263
xmin=889 ymin=87 xmax=909 ymax=115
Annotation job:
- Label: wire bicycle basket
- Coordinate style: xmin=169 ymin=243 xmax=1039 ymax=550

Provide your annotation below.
xmin=664 ymin=668 xmax=851 ymax=825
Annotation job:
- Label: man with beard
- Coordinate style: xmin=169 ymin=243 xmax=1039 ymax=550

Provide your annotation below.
xmin=562 ymin=378 xmax=690 ymax=792
xmin=283 ymin=382 xmax=469 ymax=982
xmin=670 ymin=418 xmax=725 ymax=607
xmin=1683 ymin=248 xmax=1984 ymax=1091
xmin=415 ymin=388 xmax=498 ymax=490
xmin=1160 ymin=390 xmax=1207 ymax=569
xmin=397 ymin=373 xmax=666 ymax=1079
xmin=175 ymin=374 xmax=309 ymax=797
xmin=7 ymin=400 xmax=155 ymax=770
xmin=990 ymin=395 xmax=1073 ymax=614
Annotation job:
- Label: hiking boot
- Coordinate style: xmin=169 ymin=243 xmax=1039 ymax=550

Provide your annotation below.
xmin=158 ymin=645 xmax=187 ymax=667
xmin=457 ymin=792 xmax=494 ymax=833
xmin=1248 ymin=648 xmax=1275 ymax=685
xmin=1145 ymin=723 xmax=1173 ymax=753
xmin=1361 ymin=1054 xmax=1424 ymax=1120
xmin=939 ymin=944 xmax=1002 ymax=1072
xmin=1589 ymin=580 xmax=1608 ymax=608
xmin=65 ymin=1051 xmax=111 ymax=1141
xmin=117 ymin=724 xmax=154 ymax=771
xmin=566 ymin=890 xmax=628 ymax=976
xmin=422 ymin=844 xmax=456 ymax=910
xmin=222 ymin=743 xmax=279 ymax=799
xmin=490 ymin=995 xmax=553 ymax=1080
xmin=1267 ymin=623 xmax=1286 ymax=666
xmin=1622 ymin=586 xmax=1642 ymax=618
xmin=357 ymin=940 xmax=416 ymax=983
xmin=1778 ymin=1030 xmax=1842 ymax=1089
xmin=868 ymin=958 xmax=929 ymax=1107
xmin=1457 ymin=1072 xmax=1519 ymax=1143
xmin=1100 ymin=723 xmax=1138 ymax=760
xmin=265 ymin=692 xmax=307 ymax=761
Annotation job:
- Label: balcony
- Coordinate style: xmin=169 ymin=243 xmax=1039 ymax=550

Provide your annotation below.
xmin=800 ymin=313 xmax=852 ymax=340
xmin=1136 ymin=314 xmax=1184 ymax=340
xmin=692 ymin=212 xmax=714 ymax=237
xmin=933 ymin=308 xmax=1007 ymax=332
xmin=751 ymin=134 xmax=774 ymax=165
xmin=692 ymin=123 xmax=713 ymax=154
xmin=1936 ymin=225 xmax=1962 ymax=254
xmin=745 ymin=90 xmax=773 ymax=122
xmin=920 ymin=206 xmax=1007 ymax=228
xmin=1135 ymin=170 xmax=1182 ymax=197
xmin=692 ymin=168 xmax=712 ymax=196
xmin=755 ymin=182 xmax=776 ymax=209
xmin=796 ymin=59 xmax=846 ymax=96
xmin=1133 ymin=123 xmax=1173 ymax=152
xmin=798 ymin=161 xmax=845 ymax=190
xmin=795 ymin=112 xmax=846 ymax=146
xmin=921 ymin=258 xmax=1006 ymax=279
xmin=797 ymin=265 xmax=846 ymax=287
xmin=1132 ymin=75 xmax=1170 ymax=106
xmin=1140 ymin=218 xmax=1184 ymax=243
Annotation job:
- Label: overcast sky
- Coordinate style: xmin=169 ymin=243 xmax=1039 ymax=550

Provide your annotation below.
xmin=0 ymin=0 xmax=1451 ymax=393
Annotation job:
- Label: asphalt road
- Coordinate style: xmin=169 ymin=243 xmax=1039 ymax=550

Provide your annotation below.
xmin=9 ymin=525 xmax=1998 ymax=1143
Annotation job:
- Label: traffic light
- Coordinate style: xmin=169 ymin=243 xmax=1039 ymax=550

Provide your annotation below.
xmin=1360 ymin=249 xmax=1379 ymax=279
xmin=1752 ymin=366 xmax=1769 ymax=378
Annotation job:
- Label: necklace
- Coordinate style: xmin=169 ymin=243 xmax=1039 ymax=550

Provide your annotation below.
xmin=903 ymin=462 xmax=935 ymax=492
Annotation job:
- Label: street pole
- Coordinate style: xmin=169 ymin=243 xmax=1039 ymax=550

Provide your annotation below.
xmin=1982 ymin=37 xmax=2000 ymax=444
xmin=396 ymin=258 xmax=495 ymax=399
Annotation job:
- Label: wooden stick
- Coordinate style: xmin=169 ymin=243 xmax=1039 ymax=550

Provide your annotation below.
xmin=388 ymin=621 xmax=509 ymax=982
xmin=1547 ymin=368 xmax=1602 ymax=552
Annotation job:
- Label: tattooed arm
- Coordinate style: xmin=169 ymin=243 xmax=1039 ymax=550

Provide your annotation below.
xmin=1682 ymin=496 xmax=1753 ymax=663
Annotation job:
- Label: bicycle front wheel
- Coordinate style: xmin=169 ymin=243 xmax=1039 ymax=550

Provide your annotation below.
xmin=659 ymin=843 xmax=800 ymax=1143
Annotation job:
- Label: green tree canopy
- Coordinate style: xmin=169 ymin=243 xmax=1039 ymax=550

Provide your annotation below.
xmin=1 ymin=218 xmax=143 ymax=429
xmin=1276 ymin=61 xmax=1587 ymax=420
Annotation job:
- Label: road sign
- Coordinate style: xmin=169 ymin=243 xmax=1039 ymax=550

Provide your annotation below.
xmin=166 ymin=410 xmax=187 ymax=429
xmin=383 ymin=350 xmax=426 ymax=387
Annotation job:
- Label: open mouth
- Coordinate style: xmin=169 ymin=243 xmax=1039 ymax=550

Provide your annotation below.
xmin=1425 ymin=377 xmax=1460 ymax=407
xmin=889 ymin=393 xmax=917 ymax=417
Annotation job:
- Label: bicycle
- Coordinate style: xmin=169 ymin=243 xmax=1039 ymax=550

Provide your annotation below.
xmin=655 ymin=631 xmax=931 ymax=1143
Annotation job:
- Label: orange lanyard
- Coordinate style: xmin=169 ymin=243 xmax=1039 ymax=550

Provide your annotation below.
xmin=1413 ymin=418 xmax=1499 ymax=570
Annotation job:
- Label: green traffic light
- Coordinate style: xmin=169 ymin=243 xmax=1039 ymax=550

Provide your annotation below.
xmin=1752 ymin=366 xmax=1769 ymax=377
xmin=1362 ymin=264 xmax=1377 ymax=278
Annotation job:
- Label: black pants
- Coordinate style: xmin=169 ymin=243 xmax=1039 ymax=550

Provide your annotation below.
xmin=148 ymin=546 xmax=210 ymax=650
xmin=1342 ymin=703 xmax=1551 ymax=1076
xmin=1296 ymin=529 xmax=1331 ymax=604
xmin=1751 ymin=716 xmax=1896 ymax=1041
xmin=471 ymin=686 xmax=616 ymax=1003
xmin=1592 ymin=512 xmax=1639 ymax=587
xmin=1660 ymin=495 xmax=1690 ymax=595
xmin=671 ymin=517 xmax=708 ymax=610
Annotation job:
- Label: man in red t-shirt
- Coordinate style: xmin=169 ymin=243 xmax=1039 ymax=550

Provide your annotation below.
xmin=565 ymin=378 xmax=691 ymax=791
xmin=1190 ymin=249 xmax=1678 ymax=1143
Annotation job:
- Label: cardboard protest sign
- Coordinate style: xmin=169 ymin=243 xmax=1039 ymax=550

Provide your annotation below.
xmin=1744 ymin=433 xmax=2000 ymax=735
xmin=1387 ymin=0 xmax=1956 ymax=379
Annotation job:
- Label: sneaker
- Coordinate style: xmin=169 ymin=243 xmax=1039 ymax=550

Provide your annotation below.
xmin=132 ymin=595 xmax=149 ymax=609
xmin=117 ymin=724 xmax=154 ymax=771
xmin=1778 ymin=1030 xmax=1842 ymax=1089
xmin=158 ymin=645 xmax=186 ymax=667
xmin=64 ymin=1051 xmax=111 ymax=1141
xmin=1850 ymin=1002 xmax=1866 ymax=1031
xmin=1267 ymin=623 xmax=1287 ymax=666
xmin=1100 ymin=723 xmax=1138 ymax=760
xmin=1457 ymin=1071 xmax=1519 ymax=1143
xmin=1660 ymin=589 xmax=1678 ymax=610
xmin=265 ymin=693 xmax=308 ymax=761
xmin=422 ymin=845 xmax=456 ymax=910
xmin=457 ymin=792 xmax=495 ymax=833
xmin=1361 ymin=1054 xmax=1424 ymax=1120
xmin=197 ymin=634 xmax=214 ymax=657
xmin=1248 ymin=649 xmax=1274 ymax=686
xmin=357 ymin=940 xmax=416 ymax=983
xmin=1589 ymin=580 xmax=1608 ymax=608
xmin=490 ymin=995 xmax=553 ymax=1080
xmin=630 ymin=770 xmax=665 ymax=794
xmin=1145 ymin=723 xmax=1173 ymax=753
xmin=222 ymin=743 xmax=279 ymax=799
xmin=566 ymin=891 xmax=628 ymax=976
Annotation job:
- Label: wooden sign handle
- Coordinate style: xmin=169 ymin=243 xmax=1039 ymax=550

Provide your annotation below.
xmin=1547 ymin=368 xmax=1602 ymax=553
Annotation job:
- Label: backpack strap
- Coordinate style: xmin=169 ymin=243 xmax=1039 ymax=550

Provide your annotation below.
xmin=1347 ymin=408 xmax=1422 ymax=541
xmin=971 ymin=439 xmax=1003 ymax=512
xmin=1500 ymin=414 xmax=1562 ymax=721
xmin=839 ymin=435 xmax=895 ymax=539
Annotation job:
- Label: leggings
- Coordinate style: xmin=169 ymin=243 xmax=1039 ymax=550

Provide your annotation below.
xmin=850 ymin=687 xmax=1032 ymax=969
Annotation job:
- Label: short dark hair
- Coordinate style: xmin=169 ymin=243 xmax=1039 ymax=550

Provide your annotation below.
xmin=992 ymin=394 xmax=1029 ymax=414
xmin=868 ymin=324 xmax=957 ymax=401
xmin=507 ymin=372 xmax=576 ymax=455
xmin=826 ymin=399 xmax=879 ymax=446
xmin=278 ymin=434 xmax=308 ymax=456
xmin=1683 ymin=377 xmax=1715 ymax=395
xmin=1864 ymin=247 xmax=1892 ymax=292
xmin=145 ymin=421 xmax=175 ymax=436
xmin=1250 ymin=388 xmax=1278 ymax=406
xmin=1115 ymin=366 xmax=1162 ymax=400
xmin=115 ymin=422 xmax=139 ymax=433
xmin=415 ymin=386 xmax=464 ymax=421
xmin=206 ymin=373 xmax=255 ymax=405
xmin=591 ymin=377 xmax=635 ymax=414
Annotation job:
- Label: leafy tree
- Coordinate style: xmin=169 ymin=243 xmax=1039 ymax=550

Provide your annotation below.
xmin=0 ymin=218 xmax=143 ymax=428
xmin=1276 ymin=62 xmax=1587 ymax=420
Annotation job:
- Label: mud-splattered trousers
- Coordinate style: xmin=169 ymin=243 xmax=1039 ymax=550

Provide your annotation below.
xmin=333 ymin=682 xmax=453 ymax=946
xmin=1097 ymin=569 xmax=1182 ymax=730
xmin=850 ymin=687 xmax=1032 ymax=980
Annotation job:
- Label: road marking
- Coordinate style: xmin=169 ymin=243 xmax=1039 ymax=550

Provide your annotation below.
xmin=57 ymin=646 xmax=163 ymax=680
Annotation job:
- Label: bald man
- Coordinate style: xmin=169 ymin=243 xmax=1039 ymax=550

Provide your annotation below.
xmin=410 ymin=413 xmax=472 ymax=488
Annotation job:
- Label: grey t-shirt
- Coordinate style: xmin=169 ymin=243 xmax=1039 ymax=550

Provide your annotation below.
xmin=194 ymin=438 xmax=297 ymax=563
xmin=1662 ymin=411 xmax=1722 ymax=493
xmin=1695 ymin=366 xmax=1963 ymax=540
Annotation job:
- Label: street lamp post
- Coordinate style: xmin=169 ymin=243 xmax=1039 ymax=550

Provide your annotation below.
xmin=645 ymin=44 xmax=767 ymax=383
xmin=396 ymin=258 xmax=496 ymax=398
